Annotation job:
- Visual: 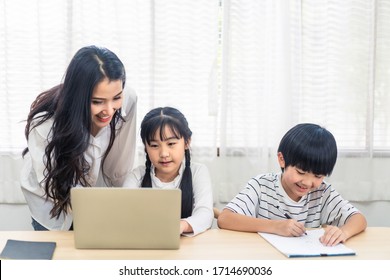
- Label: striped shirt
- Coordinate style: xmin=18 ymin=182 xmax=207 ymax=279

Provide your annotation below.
xmin=225 ymin=173 xmax=360 ymax=228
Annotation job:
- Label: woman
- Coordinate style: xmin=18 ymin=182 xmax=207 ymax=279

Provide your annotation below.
xmin=21 ymin=45 xmax=137 ymax=230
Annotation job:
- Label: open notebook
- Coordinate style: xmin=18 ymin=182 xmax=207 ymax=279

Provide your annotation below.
xmin=71 ymin=188 xmax=181 ymax=249
xmin=259 ymin=229 xmax=356 ymax=258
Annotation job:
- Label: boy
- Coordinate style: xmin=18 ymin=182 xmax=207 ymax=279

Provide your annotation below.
xmin=217 ymin=123 xmax=367 ymax=246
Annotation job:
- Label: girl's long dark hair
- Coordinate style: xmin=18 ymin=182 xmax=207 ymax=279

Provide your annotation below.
xmin=22 ymin=46 xmax=126 ymax=219
xmin=140 ymin=107 xmax=193 ymax=218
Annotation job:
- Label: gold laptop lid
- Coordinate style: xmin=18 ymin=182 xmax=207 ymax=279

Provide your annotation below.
xmin=71 ymin=188 xmax=181 ymax=249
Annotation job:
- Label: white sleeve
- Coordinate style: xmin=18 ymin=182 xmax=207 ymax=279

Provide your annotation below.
xmin=224 ymin=177 xmax=262 ymax=217
xmin=103 ymin=87 xmax=138 ymax=186
xmin=122 ymin=165 xmax=145 ymax=188
xmin=21 ymin=119 xmax=73 ymax=230
xmin=320 ymin=184 xmax=360 ymax=227
xmin=182 ymin=163 xmax=214 ymax=237
xmin=25 ymin=119 xmax=53 ymax=196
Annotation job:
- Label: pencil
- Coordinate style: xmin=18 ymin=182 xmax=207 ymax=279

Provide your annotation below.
xmin=283 ymin=211 xmax=307 ymax=235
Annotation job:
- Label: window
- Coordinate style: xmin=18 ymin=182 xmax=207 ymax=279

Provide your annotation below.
xmin=1 ymin=0 xmax=389 ymax=159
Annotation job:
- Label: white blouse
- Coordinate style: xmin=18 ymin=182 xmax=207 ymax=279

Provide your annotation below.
xmin=123 ymin=161 xmax=214 ymax=236
xmin=20 ymin=88 xmax=137 ymax=230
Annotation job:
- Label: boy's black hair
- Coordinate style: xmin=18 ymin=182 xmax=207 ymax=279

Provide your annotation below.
xmin=277 ymin=123 xmax=337 ymax=176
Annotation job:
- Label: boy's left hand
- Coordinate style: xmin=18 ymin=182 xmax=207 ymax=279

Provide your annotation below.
xmin=319 ymin=225 xmax=347 ymax=246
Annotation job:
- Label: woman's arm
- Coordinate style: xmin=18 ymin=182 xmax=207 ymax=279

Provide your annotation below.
xmin=122 ymin=166 xmax=145 ymax=188
xmin=23 ymin=118 xmax=53 ymax=195
xmin=104 ymin=88 xmax=138 ymax=186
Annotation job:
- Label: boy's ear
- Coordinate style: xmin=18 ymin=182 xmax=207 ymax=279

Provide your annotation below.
xmin=277 ymin=152 xmax=285 ymax=168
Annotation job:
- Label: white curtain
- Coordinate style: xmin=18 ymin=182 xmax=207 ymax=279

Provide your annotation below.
xmin=216 ymin=0 xmax=390 ymax=203
xmin=219 ymin=0 xmax=387 ymax=155
xmin=215 ymin=1 xmax=293 ymax=202
xmin=0 ymin=0 xmax=220 ymax=202
xmin=1 ymin=0 xmax=389 ymax=204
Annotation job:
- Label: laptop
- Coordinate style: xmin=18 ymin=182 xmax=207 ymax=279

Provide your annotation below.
xmin=71 ymin=188 xmax=181 ymax=249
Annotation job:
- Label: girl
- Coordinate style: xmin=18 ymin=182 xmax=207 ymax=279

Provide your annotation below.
xmin=21 ymin=45 xmax=137 ymax=231
xmin=218 ymin=123 xmax=367 ymax=246
xmin=123 ymin=107 xmax=214 ymax=236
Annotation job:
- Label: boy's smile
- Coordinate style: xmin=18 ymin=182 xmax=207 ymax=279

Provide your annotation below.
xmin=277 ymin=152 xmax=324 ymax=202
xmin=280 ymin=167 xmax=324 ymax=201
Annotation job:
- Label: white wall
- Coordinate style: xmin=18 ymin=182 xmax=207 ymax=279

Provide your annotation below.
xmin=0 ymin=204 xmax=32 ymax=230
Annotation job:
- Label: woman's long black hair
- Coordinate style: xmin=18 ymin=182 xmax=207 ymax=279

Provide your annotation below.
xmin=22 ymin=46 xmax=126 ymax=219
xmin=140 ymin=107 xmax=193 ymax=218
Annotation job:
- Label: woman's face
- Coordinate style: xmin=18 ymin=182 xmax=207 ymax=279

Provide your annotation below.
xmin=90 ymin=78 xmax=123 ymax=136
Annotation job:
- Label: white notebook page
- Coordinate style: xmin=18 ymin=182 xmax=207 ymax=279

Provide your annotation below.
xmin=259 ymin=228 xmax=356 ymax=257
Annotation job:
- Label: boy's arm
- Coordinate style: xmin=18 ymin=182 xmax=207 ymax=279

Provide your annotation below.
xmin=217 ymin=209 xmax=265 ymax=232
xmin=341 ymin=213 xmax=367 ymax=239
xmin=217 ymin=209 xmax=306 ymax=236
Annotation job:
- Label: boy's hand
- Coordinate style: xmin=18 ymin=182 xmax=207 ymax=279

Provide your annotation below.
xmin=320 ymin=225 xmax=347 ymax=246
xmin=276 ymin=219 xmax=306 ymax=237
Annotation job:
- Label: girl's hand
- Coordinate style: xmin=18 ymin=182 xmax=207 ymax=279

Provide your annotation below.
xmin=275 ymin=219 xmax=306 ymax=237
xmin=180 ymin=220 xmax=193 ymax=234
xmin=320 ymin=225 xmax=347 ymax=246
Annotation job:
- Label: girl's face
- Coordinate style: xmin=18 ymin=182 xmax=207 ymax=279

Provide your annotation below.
xmin=90 ymin=78 xmax=123 ymax=136
xmin=145 ymin=126 xmax=189 ymax=183
xmin=277 ymin=152 xmax=325 ymax=202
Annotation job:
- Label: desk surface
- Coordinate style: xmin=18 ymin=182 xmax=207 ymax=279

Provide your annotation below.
xmin=0 ymin=228 xmax=389 ymax=260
